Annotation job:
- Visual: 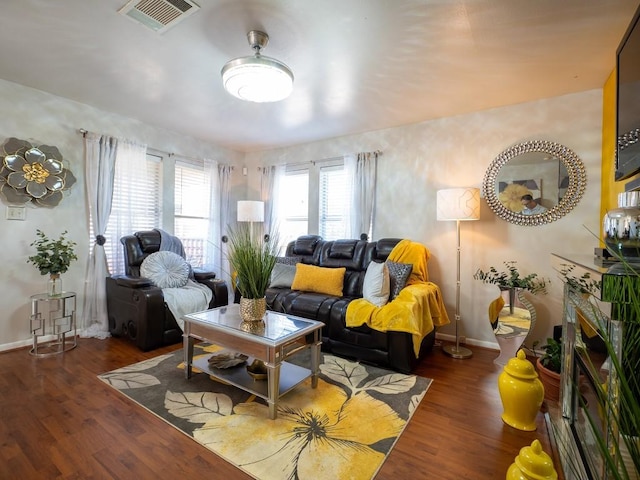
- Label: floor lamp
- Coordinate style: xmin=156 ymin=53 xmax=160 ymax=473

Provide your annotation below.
xmin=237 ymin=200 xmax=265 ymax=242
xmin=436 ymin=187 xmax=480 ymax=359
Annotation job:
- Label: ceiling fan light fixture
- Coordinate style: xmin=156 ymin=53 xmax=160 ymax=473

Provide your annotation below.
xmin=221 ymin=31 xmax=294 ymax=103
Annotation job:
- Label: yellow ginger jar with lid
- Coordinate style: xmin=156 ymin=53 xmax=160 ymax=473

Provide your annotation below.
xmin=506 ymin=439 xmax=558 ymax=480
xmin=498 ymin=349 xmax=544 ymax=431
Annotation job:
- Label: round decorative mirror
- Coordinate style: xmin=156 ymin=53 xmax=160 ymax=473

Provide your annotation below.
xmin=482 ymin=140 xmax=587 ymax=226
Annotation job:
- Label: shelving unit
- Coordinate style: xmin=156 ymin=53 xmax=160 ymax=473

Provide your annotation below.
xmin=550 ymin=253 xmax=639 ymax=479
xmin=192 ymin=355 xmax=311 ymax=400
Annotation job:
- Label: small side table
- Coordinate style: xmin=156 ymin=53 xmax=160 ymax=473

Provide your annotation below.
xmin=30 ymin=292 xmax=77 ymax=357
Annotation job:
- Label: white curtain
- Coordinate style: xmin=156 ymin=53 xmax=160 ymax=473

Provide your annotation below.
xmin=81 ymin=133 xmax=117 ymax=338
xmin=260 ymin=165 xmax=284 ymax=247
xmin=204 ymin=157 xmax=220 ymax=270
xmin=218 ymin=165 xmax=233 ymax=303
xmin=349 ymin=151 xmax=379 ymax=240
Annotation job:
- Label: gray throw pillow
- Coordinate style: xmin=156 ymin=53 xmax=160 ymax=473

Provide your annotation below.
xmin=386 ymin=261 xmax=412 ymax=300
xmin=276 ymin=256 xmax=302 ymax=266
xmin=140 ymin=251 xmax=190 ymax=288
xmin=269 ymin=263 xmax=297 ymax=288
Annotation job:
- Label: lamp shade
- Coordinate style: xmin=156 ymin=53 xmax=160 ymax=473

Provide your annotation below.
xmin=237 ymin=200 xmax=264 ymax=222
xmin=436 ymin=188 xmax=481 ymax=221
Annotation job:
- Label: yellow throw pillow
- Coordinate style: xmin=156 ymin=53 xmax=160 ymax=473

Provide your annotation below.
xmin=291 ymin=263 xmax=346 ymax=297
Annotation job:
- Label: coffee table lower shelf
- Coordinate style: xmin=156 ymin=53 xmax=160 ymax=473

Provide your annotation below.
xmin=192 ymin=355 xmax=311 ymax=401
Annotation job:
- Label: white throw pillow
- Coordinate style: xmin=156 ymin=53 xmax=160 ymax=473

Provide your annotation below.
xmin=363 ymin=261 xmax=390 ymax=307
xmin=140 ymin=251 xmax=190 ymax=289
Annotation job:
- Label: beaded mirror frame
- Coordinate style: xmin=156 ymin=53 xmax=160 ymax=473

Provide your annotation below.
xmin=482 ymin=140 xmax=587 ymax=226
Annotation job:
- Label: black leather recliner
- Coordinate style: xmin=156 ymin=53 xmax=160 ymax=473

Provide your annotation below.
xmin=106 ymin=230 xmax=228 ymax=351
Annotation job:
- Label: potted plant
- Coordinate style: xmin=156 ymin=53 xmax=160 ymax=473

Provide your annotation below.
xmin=474 ymin=261 xmax=549 ymax=314
xmin=27 ymin=229 xmax=78 ymax=297
xmin=534 ymin=337 xmax=562 ymax=406
xmin=226 ymin=223 xmax=280 ymax=323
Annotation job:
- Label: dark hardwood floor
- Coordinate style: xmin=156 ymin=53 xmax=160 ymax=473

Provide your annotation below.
xmin=0 ymin=338 xmax=556 ymax=479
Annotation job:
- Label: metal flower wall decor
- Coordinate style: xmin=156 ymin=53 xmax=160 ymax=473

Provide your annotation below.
xmin=0 ymin=137 xmax=76 ymax=207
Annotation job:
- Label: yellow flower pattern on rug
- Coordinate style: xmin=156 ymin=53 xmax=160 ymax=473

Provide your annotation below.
xmin=98 ymin=346 xmax=431 ymax=480
xmin=179 ymin=355 xmax=417 ymax=480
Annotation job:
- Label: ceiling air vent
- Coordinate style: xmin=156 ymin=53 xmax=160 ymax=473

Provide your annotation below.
xmin=118 ymin=0 xmax=200 ymax=34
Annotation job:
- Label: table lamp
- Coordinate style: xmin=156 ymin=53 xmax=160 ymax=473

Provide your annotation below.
xmin=237 ymin=200 xmax=265 ymax=241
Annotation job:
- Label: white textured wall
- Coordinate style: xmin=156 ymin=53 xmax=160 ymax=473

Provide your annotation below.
xmin=0 ymin=78 xmax=603 ymax=353
xmin=0 ymin=79 xmax=243 ymax=350
xmin=246 ymin=90 xmax=603 ymax=351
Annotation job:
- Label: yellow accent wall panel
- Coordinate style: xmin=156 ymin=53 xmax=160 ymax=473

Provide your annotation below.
xmin=602 ymin=70 xmax=618 ymax=228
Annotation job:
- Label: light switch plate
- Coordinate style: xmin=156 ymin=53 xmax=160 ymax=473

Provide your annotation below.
xmin=6 ymin=206 xmax=26 ymax=220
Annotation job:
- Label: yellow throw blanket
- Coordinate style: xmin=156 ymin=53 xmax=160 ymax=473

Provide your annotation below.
xmin=346 ymin=240 xmax=450 ymax=357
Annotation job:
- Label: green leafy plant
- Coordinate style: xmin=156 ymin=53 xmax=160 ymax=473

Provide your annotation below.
xmin=538 ymin=337 xmax=562 ymax=374
xmin=557 ymin=263 xmax=601 ymax=295
xmin=473 ymin=261 xmax=549 ymax=295
xmin=27 ymin=229 xmax=78 ymax=275
xmin=227 ymin=223 xmax=280 ymax=299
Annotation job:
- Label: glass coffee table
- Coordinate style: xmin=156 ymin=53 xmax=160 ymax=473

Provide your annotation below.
xmin=183 ymin=304 xmax=323 ymax=419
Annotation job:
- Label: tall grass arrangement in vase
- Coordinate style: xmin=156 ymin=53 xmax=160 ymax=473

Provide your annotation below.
xmin=227 ymin=223 xmax=280 ymax=300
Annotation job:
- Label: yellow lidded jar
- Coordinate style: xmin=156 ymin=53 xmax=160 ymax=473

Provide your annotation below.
xmin=498 ymin=349 xmax=544 ymax=431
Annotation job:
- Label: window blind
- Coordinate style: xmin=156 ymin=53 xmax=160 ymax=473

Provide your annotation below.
xmin=319 ymin=164 xmax=350 ymax=240
xmin=104 ymin=152 xmax=162 ymax=274
xmin=278 ymin=170 xmax=309 ymax=246
xmin=174 ymin=158 xmax=212 ymax=266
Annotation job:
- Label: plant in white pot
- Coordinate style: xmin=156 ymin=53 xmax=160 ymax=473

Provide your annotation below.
xmin=27 ymin=229 xmax=78 ymax=297
xmin=227 ymin=223 xmax=280 ymax=324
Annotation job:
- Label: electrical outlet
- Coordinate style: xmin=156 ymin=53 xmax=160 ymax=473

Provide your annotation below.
xmin=6 ymin=206 xmax=26 ymax=220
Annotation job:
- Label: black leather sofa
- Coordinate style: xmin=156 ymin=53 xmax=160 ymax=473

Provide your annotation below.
xmin=106 ymin=230 xmax=228 ymax=351
xmin=266 ymin=235 xmax=437 ymax=373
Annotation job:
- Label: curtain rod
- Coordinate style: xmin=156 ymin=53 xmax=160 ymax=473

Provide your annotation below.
xmin=261 ymin=150 xmax=383 ymax=169
xmin=79 ymin=128 xmax=380 ymax=169
xmin=77 ymin=128 xmax=232 ymax=167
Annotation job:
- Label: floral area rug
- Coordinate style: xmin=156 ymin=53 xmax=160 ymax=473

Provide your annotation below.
xmin=98 ymin=344 xmax=432 ymax=480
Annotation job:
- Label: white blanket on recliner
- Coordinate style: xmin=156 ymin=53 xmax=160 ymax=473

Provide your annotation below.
xmin=162 ymin=280 xmax=212 ymax=330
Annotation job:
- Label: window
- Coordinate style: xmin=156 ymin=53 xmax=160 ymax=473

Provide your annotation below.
xmin=104 ymin=151 xmax=162 ymax=275
xmin=319 ymin=164 xmax=350 ymax=239
xmin=277 ymin=169 xmax=309 ymax=247
xmin=101 ymin=150 xmax=219 ymax=275
xmin=174 ymin=158 xmax=213 ymax=267
xmin=276 ymin=159 xmax=352 ymax=243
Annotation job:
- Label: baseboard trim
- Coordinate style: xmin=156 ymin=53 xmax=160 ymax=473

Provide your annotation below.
xmin=435 ymin=332 xmax=499 ymax=351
